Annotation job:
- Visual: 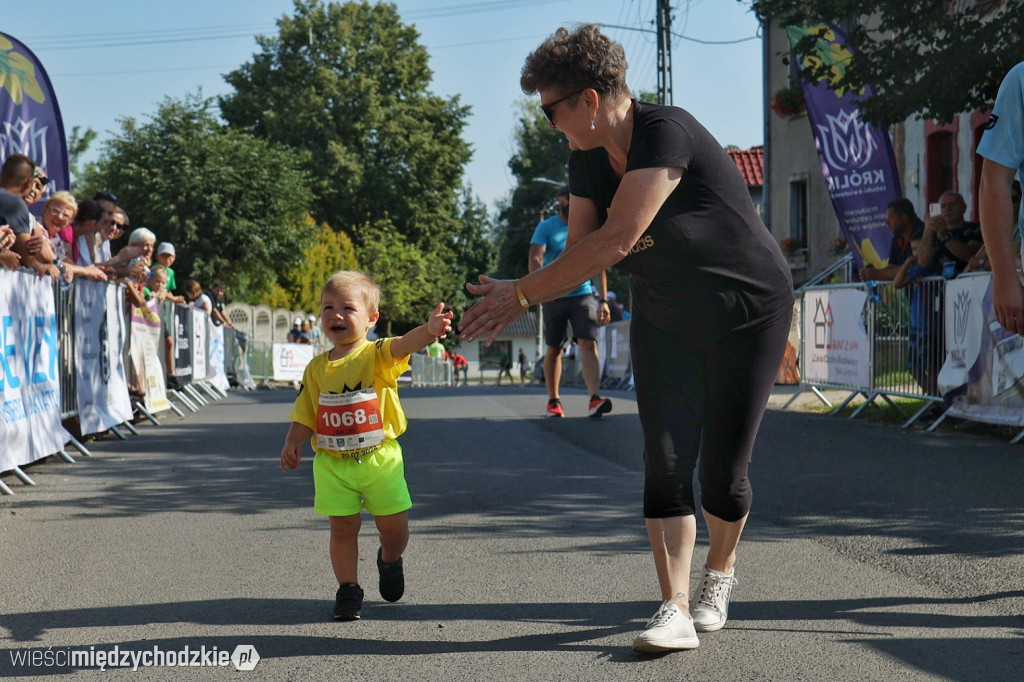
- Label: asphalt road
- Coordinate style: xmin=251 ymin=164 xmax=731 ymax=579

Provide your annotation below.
xmin=1 ymin=384 xmax=1022 ymax=681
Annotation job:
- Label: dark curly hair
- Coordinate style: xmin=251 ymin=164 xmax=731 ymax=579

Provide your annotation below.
xmin=520 ymin=24 xmax=629 ymax=101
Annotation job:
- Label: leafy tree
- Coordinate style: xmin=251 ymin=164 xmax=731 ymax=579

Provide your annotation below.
xmin=493 ymin=100 xmax=571 ymax=280
xmin=66 ymin=125 xmax=96 ymax=189
xmin=750 ymin=0 xmax=1024 ymax=125
xmin=357 ymin=221 xmax=454 ymax=336
xmin=492 ymin=100 xmax=632 ymax=301
xmin=219 ymin=0 xmax=472 ymax=249
xmin=84 ymin=94 xmax=316 ymax=298
xmin=264 ymin=218 xmax=360 ymax=312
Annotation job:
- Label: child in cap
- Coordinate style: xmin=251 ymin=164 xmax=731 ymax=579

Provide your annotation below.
xmin=154 ymin=242 xmax=178 ymax=292
xmin=280 ymin=270 xmax=453 ymax=621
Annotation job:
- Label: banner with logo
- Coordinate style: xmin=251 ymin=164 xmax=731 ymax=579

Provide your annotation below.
xmin=0 ymin=32 xmax=70 ymax=209
xmin=191 ymin=308 xmax=208 ymax=381
xmin=207 ymin=323 xmax=230 ymax=392
xmin=938 ymin=273 xmax=1024 ymax=425
xmin=0 ymin=270 xmax=69 ymax=470
xmin=801 ymin=286 xmax=870 ymax=388
xmin=272 ymin=343 xmax=316 ymax=382
xmin=170 ymin=304 xmax=193 ymax=386
xmin=130 ymin=299 xmax=170 ymax=413
xmin=74 ymin=279 xmax=133 ymax=435
xmin=787 ymin=24 xmax=901 ymax=269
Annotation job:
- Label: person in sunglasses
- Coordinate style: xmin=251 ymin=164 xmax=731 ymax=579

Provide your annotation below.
xmin=459 ymin=25 xmax=793 ymax=653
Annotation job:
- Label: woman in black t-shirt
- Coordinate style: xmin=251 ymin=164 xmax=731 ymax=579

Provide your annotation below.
xmin=459 ymin=25 xmax=793 ymax=653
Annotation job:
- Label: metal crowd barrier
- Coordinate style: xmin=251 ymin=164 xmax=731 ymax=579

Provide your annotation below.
xmin=2 ymin=274 xmax=240 ymax=494
xmin=788 ymin=278 xmax=949 ymax=428
xmin=409 ymin=355 xmax=453 ymax=387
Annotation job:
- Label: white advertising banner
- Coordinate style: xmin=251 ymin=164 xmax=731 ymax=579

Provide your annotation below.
xmin=130 ymin=299 xmax=170 ymax=414
xmin=191 ymin=308 xmax=208 ymax=381
xmin=207 ymin=323 xmax=230 ymax=392
xmin=74 ymin=279 xmax=133 ymax=435
xmin=939 ymin=273 xmax=1024 ymax=425
xmin=272 ymin=343 xmax=316 ymax=382
xmin=802 ymin=287 xmax=870 ymax=389
xmin=0 ymin=270 xmax=70 ymax=470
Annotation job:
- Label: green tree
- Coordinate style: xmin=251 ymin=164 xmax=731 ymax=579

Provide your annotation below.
xmin=493 ymin=100 xmax=571 ymax=280
xmin=85 ymin=93 xmax=316 ymax=298
xmin=66 ymin=125 xmax=97 ymax=189
xmin=750 ymin=0 xmax=1024 ymax=125
xmin=358 ymin=221 xmax=453 ymax=336
xmin=264 ymin=218 xmax=360 ymax=312
xmin=219 ymin=0 xmax=472 ymax=249
xmin=492 ymin=100 xmax=631 ymax=300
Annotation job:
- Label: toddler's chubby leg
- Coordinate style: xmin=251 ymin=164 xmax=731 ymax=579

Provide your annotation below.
xmin=329 ymin=514 xmax=361 ymax=584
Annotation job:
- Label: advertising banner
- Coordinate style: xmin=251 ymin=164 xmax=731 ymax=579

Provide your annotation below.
xmin=938 ymin=273 xmax=1024 ymax=425
xmin=272 ymin=343 xmax=315 ymax=382
xmin=787 ymin=24 xmax=901 ymax=269
xmin=0 ymin=32 xmax=70 ymax=210
xmin=603 ymin=321 xmax=631 ymax=381
xmin=0 ymin=270 xmax=69 ymax=470
xmin=801 ymin=287 xmax=870 ymax=388
xmin=207 ymin=323 xmax=230 ymax=392
xmin=190 ymin=308 xmax=207 ymax=381
xmin=171 ymin=304 xmax=192 ymax=386
xmin=74 ymin=279 xmax=132 ymax=436
xmin=129 ymin=299 xmax=169 ymax=413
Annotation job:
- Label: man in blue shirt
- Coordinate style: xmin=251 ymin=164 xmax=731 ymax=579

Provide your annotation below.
xmin=978 ymin=61 xmax=1024 ymax=336
xmin=529 ymin=185 xmax=612 ymax=418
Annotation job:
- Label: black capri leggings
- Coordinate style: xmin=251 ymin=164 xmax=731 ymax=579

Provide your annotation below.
xmin=631 ymin=310 xmax=792 ymax=521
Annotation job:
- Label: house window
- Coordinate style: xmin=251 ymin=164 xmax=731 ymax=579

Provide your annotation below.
xmin=789 ymin=178 xmax=808 ymax=244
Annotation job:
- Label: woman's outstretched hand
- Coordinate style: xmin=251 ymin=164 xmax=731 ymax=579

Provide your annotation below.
xmin=459 ymin=275 xmax=527 ymax=346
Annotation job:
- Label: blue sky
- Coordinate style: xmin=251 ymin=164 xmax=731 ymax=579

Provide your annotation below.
xmin=2 ymin=0 xmax=765 ymax=213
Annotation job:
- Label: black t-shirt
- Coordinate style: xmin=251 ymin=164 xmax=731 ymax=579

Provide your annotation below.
xmin=568 ymin=101 xmax=793 ymax=351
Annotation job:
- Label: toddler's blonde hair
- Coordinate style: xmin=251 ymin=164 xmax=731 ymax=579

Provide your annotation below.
xmin=322 ymin=270 xmax=381 ymax=312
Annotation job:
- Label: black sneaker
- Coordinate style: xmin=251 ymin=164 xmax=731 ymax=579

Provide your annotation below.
xmin=334 ymin=583 xmax=363 ymax=620
xmin=377 ymin=547 xmax=405 ymax=602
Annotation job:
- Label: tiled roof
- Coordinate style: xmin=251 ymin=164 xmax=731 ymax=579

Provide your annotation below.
xmin=505 ymin=309 xmax=538 ymax=336
xmin=728 ymin=145 xmax=764 ymax=188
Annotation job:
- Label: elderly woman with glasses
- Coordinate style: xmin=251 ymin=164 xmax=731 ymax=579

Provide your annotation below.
xmin=36 ymin=192 xmax=108 ymax=282
xmin=459 ymin=25 xmax=794 ymax=653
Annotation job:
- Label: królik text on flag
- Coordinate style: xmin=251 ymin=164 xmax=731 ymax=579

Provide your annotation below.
xmin=786 ymin=24 xmax=901 ymax=270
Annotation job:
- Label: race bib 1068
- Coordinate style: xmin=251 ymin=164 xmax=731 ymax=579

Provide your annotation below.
xmin=315 ymin=388 xmax=385 ymax=455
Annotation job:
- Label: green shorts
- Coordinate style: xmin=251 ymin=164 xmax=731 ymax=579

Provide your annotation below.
xmin=312 ymin=440 xmax=412 ymax=517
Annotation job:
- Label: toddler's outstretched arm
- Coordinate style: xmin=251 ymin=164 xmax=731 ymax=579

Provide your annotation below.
xmin=391 ymin=302 xmax=454 ymax=359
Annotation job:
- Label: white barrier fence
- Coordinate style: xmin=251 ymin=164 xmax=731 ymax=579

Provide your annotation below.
xmin=788 ymin=272 xmax=1024 ymax=441
xmin=1 ymin=269 xmax=241 ymax=494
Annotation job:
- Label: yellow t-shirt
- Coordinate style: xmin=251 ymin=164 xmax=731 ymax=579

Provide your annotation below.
xmin=289 ymin=338 xmax=410 ymax=459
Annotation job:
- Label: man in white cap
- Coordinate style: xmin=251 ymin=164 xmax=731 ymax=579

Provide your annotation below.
xmin=288 ymin=317 xmax=304 ymax=343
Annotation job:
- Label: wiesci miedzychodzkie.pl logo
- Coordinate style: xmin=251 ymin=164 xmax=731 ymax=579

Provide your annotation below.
xmin=7 ymin=644 xmax=260 ymax=672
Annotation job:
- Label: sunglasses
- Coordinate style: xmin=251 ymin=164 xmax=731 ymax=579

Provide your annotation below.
xmin=540 ymin=90 xmax=581 ymax=125
xmin=33 ymin=171 xmax=50 ymax=186
xmin=95 ymin=190 xmax=118 ymax=203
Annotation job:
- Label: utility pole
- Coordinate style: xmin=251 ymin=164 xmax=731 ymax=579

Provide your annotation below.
xmin=656 ymin=0 xmax=673 ymax=105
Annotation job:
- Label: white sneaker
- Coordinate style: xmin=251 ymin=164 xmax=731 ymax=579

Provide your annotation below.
xmin=632 ymin=595 xmax=700 ymax=652
xmin=691 ymin=566 xmax=737 ymax=632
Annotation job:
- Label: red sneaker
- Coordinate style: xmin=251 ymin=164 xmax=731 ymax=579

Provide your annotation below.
xmin=546 ymin=399 xmax=565 ymax=418
xmin=588 ymin=396 xmax=612 ymax=418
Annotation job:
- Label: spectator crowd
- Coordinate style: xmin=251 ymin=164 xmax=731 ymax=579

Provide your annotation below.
xmin=0 ymin=152 xmax=236 ymax=393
